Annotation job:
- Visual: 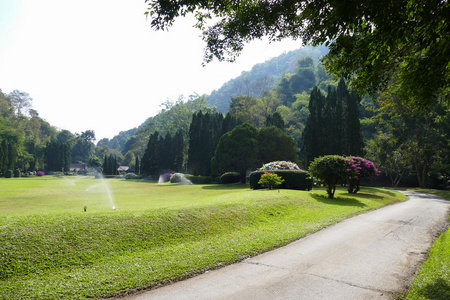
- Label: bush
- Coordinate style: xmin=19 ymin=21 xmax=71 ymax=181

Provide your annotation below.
xmin=258 ymin=161 xmax=302 ymax=171
xmin=258 ymin=172 xmax=285 ymax=189
xmin=124 ymin=173 xmax=137 ymax=179
xmin=36 ymin=171 xmax=45 ymax=176
xmin=309 ymin=155 xmax=354 ymax=198
xmin=347 ymin=156 xmax=380 ymax=193
xmin=170 ymin=173 xmax=185 ymax=183
xmin=13 ymin=169 xmax=21 ymax=178
xmin=5 ymin=170 xmax=13 ymax=178
xmin=160 ymin=173 xmax=173 ymax=183
xmin=185 ymin=175 xmax=213 ymax=184
xmin=249 ymin=170 xmax=313 ymax=190
xmin=220 ymin=172 xmax=241 ymax=184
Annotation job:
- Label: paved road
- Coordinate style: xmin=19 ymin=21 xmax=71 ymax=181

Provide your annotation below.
xmin=124 ymin=191 xmax=450 ymax=300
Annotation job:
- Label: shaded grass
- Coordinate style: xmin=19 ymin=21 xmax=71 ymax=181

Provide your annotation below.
xmin=403 ymin=189 xmax=450 ymax=300
xmin=0 ymin=177 xmax=406 ymax=299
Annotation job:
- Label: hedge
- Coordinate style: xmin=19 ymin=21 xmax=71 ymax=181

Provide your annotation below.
xmin=249 ymin=170 xmax=313 ymax=190
xmin=220 ymin=172 xmax=241 ymax=184
xmin=185 ymin=175 xmax=213 ymax=184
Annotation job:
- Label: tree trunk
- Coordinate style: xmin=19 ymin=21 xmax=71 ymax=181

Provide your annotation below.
xmin=413 ymin=153 xmax=425 ymax=188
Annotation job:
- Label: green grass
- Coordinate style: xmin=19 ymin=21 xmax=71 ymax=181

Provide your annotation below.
xmin=0 ymin=176 xmax=406 ymax=299
xmin=403 ymin=190 xmax=450 ymax=300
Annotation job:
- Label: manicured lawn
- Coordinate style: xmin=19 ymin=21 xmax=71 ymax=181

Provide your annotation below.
xmin=403 ymin=190 xmax=450 ymax=300
xmin=0 ymin=176 xmax=406 ymax=299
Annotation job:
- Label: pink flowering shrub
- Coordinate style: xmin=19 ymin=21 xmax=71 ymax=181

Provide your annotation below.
xmin=309 ymin=155 xmax=380 ymax=198
xmin=161 ymin=173 xmax=173 ymax=182
xmin=347 ymin=157 xmax=380 ymax=193
xmin=36 ymin=171 xmax=45 ymax=176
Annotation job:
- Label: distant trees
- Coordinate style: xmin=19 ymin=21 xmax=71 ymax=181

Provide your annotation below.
xmin=187 ymin=111 xmax=238 ymax=176
xmin=301 ymin=79 xmax=364 ymax=166
xmin=0 ymin=130 xmax=21 ymax=175
xmin=258 ymin=126 xmax=298 ymax=164
xmin=102 ymin=154 xmax=118 ymax=176
xmin=44 ymin=141 xmax=71 ymax=172
xmin=140 ymin=130 xmax=184 ymax=177
xmin=212 ymin=123 xmax=298 ymax=183
xmin=212 ymin=123 xmax=260 ymax=183
xmin=72 ymin=130 xmax=96 ymax=164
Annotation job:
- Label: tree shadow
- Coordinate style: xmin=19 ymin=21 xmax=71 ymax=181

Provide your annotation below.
xmin=310 ymin=193 xmax=367 ymax=207
xmin=417 ymin=278 xmax=450 ymax=299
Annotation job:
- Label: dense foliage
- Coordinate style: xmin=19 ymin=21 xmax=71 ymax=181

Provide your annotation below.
xmin=44 ymin=141 xmax=71 ymax=172
xmin=212 ymin=124 xmax=299 ymax=183
xmin=188 ymin=111 xmax=238 ymax=176
xmin=301 ymin=79 xmax=364 ymax=166
xmin=212 ymin=123 xmax=260 ymax=183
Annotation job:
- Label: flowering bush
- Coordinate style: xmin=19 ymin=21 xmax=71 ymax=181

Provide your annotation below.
xmin=347 ymin=157 xmax=380 ymax=193
xmin=309 ymin=155 xmax=354 ymax=198
xmin=258 ymin=172 xmax=285 ymax=190
xmin=259 ymin=161 xmax=302 ymax=171
xmin=161 ymin=173 xmax=173 ymax=182
xmin=36 ymin=171 xmax=45 ymax=176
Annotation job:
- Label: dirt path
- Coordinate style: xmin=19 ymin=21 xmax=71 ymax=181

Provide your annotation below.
xmin=123 ymin=191 xmax=450 ymax=300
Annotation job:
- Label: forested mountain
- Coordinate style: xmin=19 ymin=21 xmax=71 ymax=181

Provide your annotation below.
xmin=205 ymin=45 xmax=329 ymax=113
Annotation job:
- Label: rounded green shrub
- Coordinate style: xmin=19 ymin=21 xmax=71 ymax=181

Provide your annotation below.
xmin=124 ymin=173 xmax=137 ymax=179
xmin=220 ymin=172 xmax=241 ymax=184
xmin=185 ymin=175 xmax=213 ymax=184
xmin=5 ymin=170 xmax=13 ymax=178
xmin=13 ymin=169 xmax=21 ymax=178
xmin=249 ymin=170 xmax=313 ymax=190
xmin=170 ymin=173 xmax=185 ymax=183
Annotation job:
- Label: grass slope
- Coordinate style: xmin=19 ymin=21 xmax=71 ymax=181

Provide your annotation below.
xmin=403 ymin=190 xmax=450 ymax=300
xmin=0 ymin=177 xmax=405 ymax=299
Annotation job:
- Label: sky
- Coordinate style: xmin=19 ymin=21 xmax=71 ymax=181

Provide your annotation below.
xmin=0 ymin=0 xmax=302 ymax=141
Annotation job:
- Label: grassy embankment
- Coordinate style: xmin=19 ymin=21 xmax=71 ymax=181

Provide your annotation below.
xmin=0 ymin=176 xmax=406 ymax=299
xmin=403 ymin=189 xmax=450 ymax=300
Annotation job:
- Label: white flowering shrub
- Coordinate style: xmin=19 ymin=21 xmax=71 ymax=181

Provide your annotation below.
xmin=258 ymin=161 xmax=302 ymax=171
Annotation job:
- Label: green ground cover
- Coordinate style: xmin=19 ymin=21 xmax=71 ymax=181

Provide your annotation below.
xmin=404 ymin=190 xmax=450 ymax=300
xmin=0 ymin=176 xmax=406 ymax=299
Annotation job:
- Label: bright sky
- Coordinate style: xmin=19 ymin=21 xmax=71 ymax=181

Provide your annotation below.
xmin=0 ymin=0 xmax=302 ymax=141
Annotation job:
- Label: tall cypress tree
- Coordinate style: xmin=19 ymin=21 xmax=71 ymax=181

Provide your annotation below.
xmin=173 ymin=130 xmax=184 ymax=172
xmin=103 ymin=154 xmax=109 ymax=175
xmin=141 ymin=132 xmax=160 ymax=176
xmin=301 ymin=79 xmax=364 ymax=167
xmin=341 ymin=80 xmax=364 ymax=156
xmin=301 ymin=86 xmax=326 ymax=166
xmin=135 ymin=156 xmax=140 ymax=175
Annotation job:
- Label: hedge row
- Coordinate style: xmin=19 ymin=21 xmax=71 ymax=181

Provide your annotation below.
xmin=249 ymin=170 xmax=313 ymax=190
xmin=185 ymin=175 xmax=213 ymax=184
